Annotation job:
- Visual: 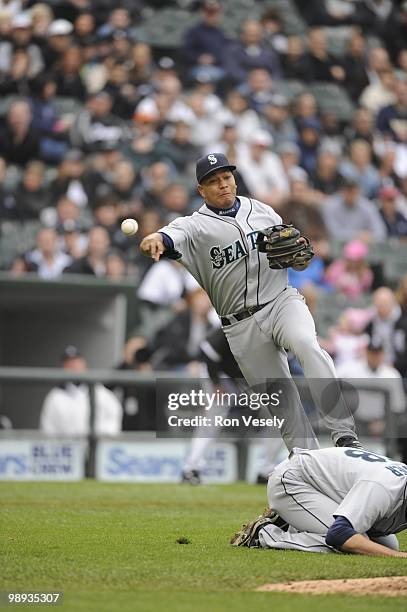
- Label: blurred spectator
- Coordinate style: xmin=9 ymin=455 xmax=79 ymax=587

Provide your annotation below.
xmin=40 ymin=344 xmax=122 ymax=435
xmin=365 ymin=46 xmax=392 ymax=85
xmin=297 ymin=117 xmax=321 ymax=175
xmin=109 ymin=160 xmax=141 ymax=219
xmin=106 ymin=249 xmax=127 ymax=281
xmin=325 ymin=240 xmax=374 ymax=299
xmin=395 ymin=274 xmax=407 ymax=378
xmin=310 ymin=148 xmax=341 ymax=196
xmin=322 ymin=174 xmax=386 ymax=242
xmin=73 ymin=11 xmax=95 ymax=46
xmin=136 ymin=73 xmax=195 ymax=127
xmin=128 ymin=42 xmax=154 ymax=87
xmin=364 ymin=286 xmax=402 ymax=365
xmin=294 ymin=92 xmax=319 ymax=129
xmin=158 ymin=119 xmax=200 ymax=173
xmin=0 ymin=99 xmax=39 ymax=165
xmin=376 ymin=77 xmax=407 ymax=142
xmin=340 ymin=139 xmax=381 ymax=199
xmin=224 ymin=19 xmax=281 ymax=86
xmin=70 ymin=90 xmax=125 ymax=153
xmin=237 ymin=130 xmax=288 ymax=207
xmin=26 ymin=226 xmax=72 ymax=279
xmin=14 ymin=160 xmax=50 ymax=220
xmin=359 ymin=68 xmax=396 ymax=114
xmin=343 ymin=30 xmax=369 ymax=103
xmin=280 ymin=166 xmax=326 ymax=237
xmin=345 ymin=107 xmax=374 ymax=146
xmin=305 ymin=27 xmax=346 ymax=83
xmin=161 ymin=182 xmax=190 ymax=221
xmin=181 ymin=0 xmax=227 ymax=83
xmin=104 ymin=61 xmax=138 ymax=120
xmin=221 ymin=89 xmax=261 ymax=142
xmin=43 ymin=19 xmax=74 ymax=71
xmin=138 ymin=259 xmax=199 ymax=310
xmin=322 ymin=308 xmax=370 ymax=368
xmin=277 ymin=141 xmax=301 ymax=175
xmin=93 ymin=194 xmax=132 ymax=252
xmin=138 ymin=161 xmax=173 ymax=211
xmin=336 ymin=338 xmax=405 ymax=437
xmin=281 ymin=35 xmax=311 ymax=81
xmin=64 ymin=225 xmax=110 ymax=276
xmin=260 ymin=8 xmax=288 ymax=56
xmin=29 ymin=73 xmax=69 ymax=164
xmin=240 ymin=68 xmax=274 ymax=114
xmin=54 ymin=46 xmax=86 ymax=100
xmin=261 ymin=94 xmax=297 ymax=147
xmin=49 ymin=150 xmax=89 ymax=207
xmin=0 ymin=12 xmax=44 ymax=77
xmin=150 ymin=288 xmax=216 ymax=369
xmin=378 ymin=185 xmax=407 ymax=238
xmin=114 ymin=335 xmax=155 ymax=431
xmin=184 ymin=90 xmax=224 ymax=148
xmin=31 ymin=4 xmax=53 ymax=42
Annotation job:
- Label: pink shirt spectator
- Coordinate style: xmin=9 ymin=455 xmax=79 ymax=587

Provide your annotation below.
xmin=325 ymin=240 xmax=373 ymax=299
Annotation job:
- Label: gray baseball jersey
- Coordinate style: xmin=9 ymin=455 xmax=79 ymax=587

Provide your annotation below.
xmin=159 ymin=196 xmax=287 ymax=316
xmin=292 ymin=447 xmax=407 ymax=536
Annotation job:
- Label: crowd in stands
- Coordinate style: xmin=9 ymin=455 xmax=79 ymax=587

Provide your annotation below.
xmin=0 ymin=0 xmax=406 ymax=432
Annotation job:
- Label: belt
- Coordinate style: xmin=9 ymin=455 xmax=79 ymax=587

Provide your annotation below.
xmin=221 ymin=303 xmax=268 ymax=327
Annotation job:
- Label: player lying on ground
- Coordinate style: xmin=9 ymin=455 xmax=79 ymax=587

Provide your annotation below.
xmin=231 ymin=447 xmax=407 ymax=557
xmin=141 ymin=152 xmax=361 ymax=453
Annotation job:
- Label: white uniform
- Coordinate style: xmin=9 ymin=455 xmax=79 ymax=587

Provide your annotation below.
xmin=259 ymin=447 xmax=407 ymax=553
xmin=160 ymin=196 xmax=356 ymax=450
xmin=40 ymin=383 xmax=122 ymax=436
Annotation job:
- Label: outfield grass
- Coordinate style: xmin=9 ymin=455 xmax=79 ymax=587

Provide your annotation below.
xmin=1 ymin=482 xmax=406 ymax=611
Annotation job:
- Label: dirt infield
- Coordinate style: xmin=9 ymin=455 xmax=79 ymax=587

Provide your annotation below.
xmin=257 ymin=576 xmax=407 ymax=596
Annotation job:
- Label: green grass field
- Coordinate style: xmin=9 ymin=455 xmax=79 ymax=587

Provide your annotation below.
xmin=1 ymin=481 xmax=406 ymax=611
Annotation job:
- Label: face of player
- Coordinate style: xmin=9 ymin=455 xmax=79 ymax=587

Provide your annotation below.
xmin=197 ymin=170 xmax=237 ymax=209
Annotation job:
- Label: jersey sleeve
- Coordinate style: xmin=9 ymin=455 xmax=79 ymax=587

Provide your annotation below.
xmin=253 ymin=199 xmax=283 ymax=225
xmin=159 ymin=216 xmax=196 ymax=254
xmin=333 ymin=480 xmax=392 ymax=534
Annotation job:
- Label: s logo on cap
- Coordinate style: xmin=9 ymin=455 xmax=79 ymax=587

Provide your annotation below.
xmin=207 ymin=154 xmax=217 ymax=165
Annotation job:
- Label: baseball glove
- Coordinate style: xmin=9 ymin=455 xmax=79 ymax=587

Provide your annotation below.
xmin=256 ymin=224 xmax=314 ymax=270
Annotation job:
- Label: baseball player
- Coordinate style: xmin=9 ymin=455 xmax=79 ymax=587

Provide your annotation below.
xmin=140 ymin=153 xmax=360 ymax=452
xmin=231 ymin=446 xmax=407 ymax=557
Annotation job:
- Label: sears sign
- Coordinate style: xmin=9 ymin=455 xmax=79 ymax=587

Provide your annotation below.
xmin=0 ymin=440 xmax=86 ymax=480
xmin=96 ymin=440 xmax=237 ymax=483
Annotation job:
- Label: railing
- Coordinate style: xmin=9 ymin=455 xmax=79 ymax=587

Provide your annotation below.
xmin=0 ymin=368 xmax=400 ymax=478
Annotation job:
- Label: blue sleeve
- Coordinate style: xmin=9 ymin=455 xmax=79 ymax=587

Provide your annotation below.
xmin=325 ymin=516 xmax=357 ymax=548
xmin=159 ymin=232 xmax=174 ymax=250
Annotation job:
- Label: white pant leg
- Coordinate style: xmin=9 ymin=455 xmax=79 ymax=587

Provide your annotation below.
xmin=223 ymin=315 xmax=319 ymax=452
xmin=258 ymin=523 xmax=336 ymax=553
xmin=259 ymin=287 xmax=357 ymax=444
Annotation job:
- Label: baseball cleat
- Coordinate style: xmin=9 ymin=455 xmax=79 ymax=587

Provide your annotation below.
xmin=336 ymin=436 xmax=363 ymax=450
xmin=181 ymin=469 xmax=201 ymax=485
xmin=230 ymin=508 xmax=288 ymax=547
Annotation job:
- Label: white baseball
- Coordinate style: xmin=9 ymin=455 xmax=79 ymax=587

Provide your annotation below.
xmin=121 ymin=218 xmax=139 ymax=236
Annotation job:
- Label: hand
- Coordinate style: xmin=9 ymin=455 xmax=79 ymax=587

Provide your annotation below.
xmin=140 ymin=232 xmax=164 ymax=262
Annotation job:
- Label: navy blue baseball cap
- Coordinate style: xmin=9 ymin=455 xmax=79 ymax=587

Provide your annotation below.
xmin=196 ymin=153 xmax=236 ymax=184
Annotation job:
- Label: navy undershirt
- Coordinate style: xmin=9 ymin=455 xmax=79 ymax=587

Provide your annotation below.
xmin=159 ymin=198 xmax=241 ymax=252
xmin=325 ymin=516 xmax=357 ymax=548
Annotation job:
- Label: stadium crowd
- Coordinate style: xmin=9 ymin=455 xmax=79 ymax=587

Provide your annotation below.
xmin=0 ymin=0 xmax=406 ymax=436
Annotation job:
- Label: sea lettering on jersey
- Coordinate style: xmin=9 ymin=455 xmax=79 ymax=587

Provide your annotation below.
xmin=209 ymin=231 xmax=259 ymax=269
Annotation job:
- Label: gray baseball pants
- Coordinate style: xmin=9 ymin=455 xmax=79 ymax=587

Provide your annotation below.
xmin=257 ymin=456 xmax=399 ymax=553
xmin=223 ymin=287 xmax=357 ymax=451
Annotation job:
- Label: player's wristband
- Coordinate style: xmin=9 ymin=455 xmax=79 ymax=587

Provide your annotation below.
xmin=325 ymin=515 xmax=357 ymax=548
xmin=159 ymin=232 xmax=174 ymax=250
